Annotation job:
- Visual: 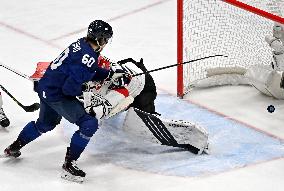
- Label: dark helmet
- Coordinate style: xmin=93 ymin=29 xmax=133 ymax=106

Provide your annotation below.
xmin=87 ymin=20 xmax=113 ymax=41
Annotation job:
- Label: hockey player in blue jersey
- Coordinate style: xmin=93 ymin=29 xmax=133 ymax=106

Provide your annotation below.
xmin=3 ymin=20 xmax=129 ymax=183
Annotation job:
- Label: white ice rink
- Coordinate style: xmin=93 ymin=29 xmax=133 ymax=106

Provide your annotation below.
xmin=0 ymin=0 xmax=284 ymax=190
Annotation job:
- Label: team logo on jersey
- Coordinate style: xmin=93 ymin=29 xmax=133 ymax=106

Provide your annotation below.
xmin=72 ymin=41 xmax=81 ymax=52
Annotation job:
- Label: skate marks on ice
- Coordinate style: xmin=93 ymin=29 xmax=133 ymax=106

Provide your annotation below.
xmin=63 ymin=93 xmax=284 ymax=177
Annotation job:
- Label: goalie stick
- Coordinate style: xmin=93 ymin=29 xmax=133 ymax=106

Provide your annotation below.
xmin=0 ymin=85 xmax=40 ymax=112
xmin=133 ymin=108 xmax=201 ymax=154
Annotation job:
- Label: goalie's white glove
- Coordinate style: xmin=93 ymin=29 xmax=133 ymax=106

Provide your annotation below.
xmin=108 ymin=63 xmax=132 ymax=88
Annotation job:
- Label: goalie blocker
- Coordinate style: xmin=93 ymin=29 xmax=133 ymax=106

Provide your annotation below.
xmin=123 ymin=107 xmax=209 ymax=154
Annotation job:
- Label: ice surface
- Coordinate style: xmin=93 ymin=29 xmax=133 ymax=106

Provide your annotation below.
xmin=0 ymin=0 xmax=284 ymax=191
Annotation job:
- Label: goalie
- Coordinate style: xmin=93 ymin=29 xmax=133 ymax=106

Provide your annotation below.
xmin=81 ymin=57 xmax=209 ymax=155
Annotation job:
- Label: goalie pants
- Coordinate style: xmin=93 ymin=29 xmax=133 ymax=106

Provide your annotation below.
xmin=17 ymin=97 xmax=98 ymax=161
xmin=132 ymin=91 xmax=156 ymax=113
xmin=131 ymin=72 xmax=157 ymax=114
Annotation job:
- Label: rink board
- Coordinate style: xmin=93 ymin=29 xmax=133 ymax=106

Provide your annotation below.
xmin=63 ymin=92 xmax=284 ymax=177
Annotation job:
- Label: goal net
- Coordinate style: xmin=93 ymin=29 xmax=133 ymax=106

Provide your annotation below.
xmin=177 ymin=0 xmax=284 ymax=97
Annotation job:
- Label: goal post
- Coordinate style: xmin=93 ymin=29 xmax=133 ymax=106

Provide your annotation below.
xmin=177 ymin=0 xmax=284 ymax=97
xmin=177 ymin=0 xmax=184 ymax=98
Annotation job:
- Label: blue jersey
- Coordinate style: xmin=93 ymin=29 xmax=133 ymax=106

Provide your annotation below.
xmin=37 ymin=38 xmax=110 ymax=101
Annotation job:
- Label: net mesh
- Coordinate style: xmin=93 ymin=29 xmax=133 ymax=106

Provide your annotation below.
xmin=182 ymin=0 xmax=284 ymax=94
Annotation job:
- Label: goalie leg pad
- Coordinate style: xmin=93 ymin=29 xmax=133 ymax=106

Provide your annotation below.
xmin=135 ymin=109 xmax=177 ymax=146
xmin=124 ymin=108 xmax=209 ymax=154
xmin=160 ymin=118 xmax=209 ymax=154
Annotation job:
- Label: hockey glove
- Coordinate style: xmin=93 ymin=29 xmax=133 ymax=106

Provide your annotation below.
xmin=108 ymin=63 xmax=132 ymax=87
xmin=110 ymin=73 xmax=132 ymax=88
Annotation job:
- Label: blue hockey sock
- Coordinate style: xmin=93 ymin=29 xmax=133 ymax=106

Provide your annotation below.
xmin=69 ymin=130 xmax=90 ymax=161
xmin=18 ymin=121 xmax=42 ymax=145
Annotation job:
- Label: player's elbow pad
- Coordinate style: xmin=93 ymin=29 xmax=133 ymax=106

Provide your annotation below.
xmin=62 ymin=77 xmax=82 ymax=96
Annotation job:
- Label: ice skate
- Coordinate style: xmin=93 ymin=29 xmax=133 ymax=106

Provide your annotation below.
xmin=1 ymin=140 xmax=22 ymax=158
xmin=61 ymin=147 xmax=86 ymax=183
xmin=0 ymin=108 xmax=10 ymax=128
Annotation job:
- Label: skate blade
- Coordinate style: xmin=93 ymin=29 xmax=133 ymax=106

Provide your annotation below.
xmin=61 ymin=170 xmax=84 ymax=183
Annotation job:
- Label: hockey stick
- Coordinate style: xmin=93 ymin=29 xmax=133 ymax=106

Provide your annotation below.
xmin=119 ymin=55 xmax=228 ymax=77
xmin=0 ymin=85 xmax=40 ymax=112
xmin=0 ymin=62 xmax=32 ymax=81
